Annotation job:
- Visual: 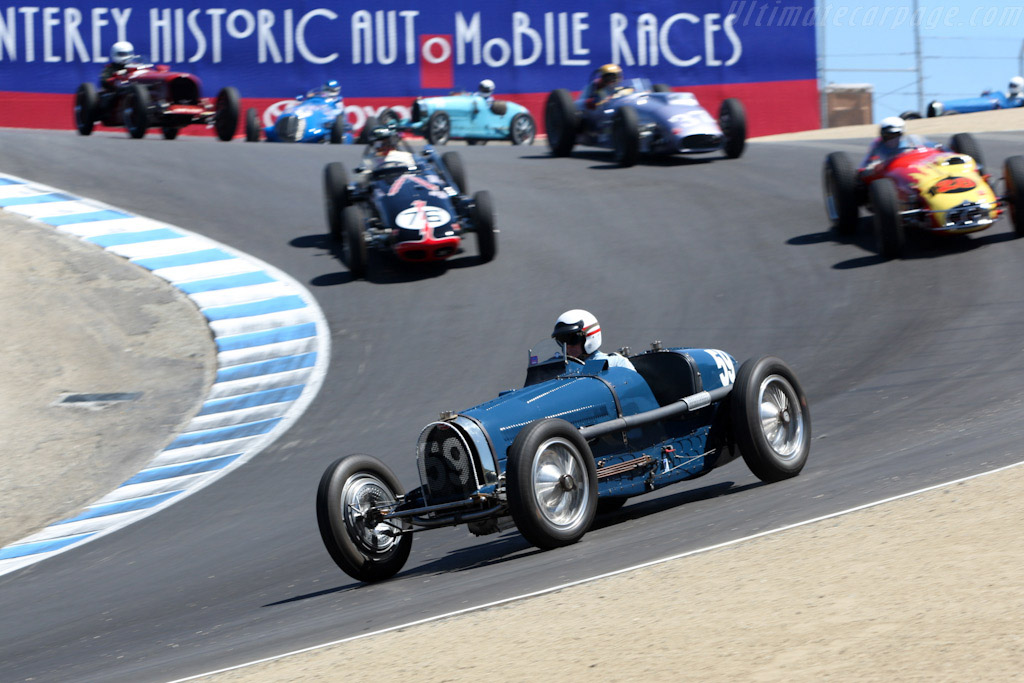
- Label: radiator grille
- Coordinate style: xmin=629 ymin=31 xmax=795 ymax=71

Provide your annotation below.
xmin=417 ymin=422 xmax=479 ymax=503
xmin=275 ymin=115 xmax=301 ymax=142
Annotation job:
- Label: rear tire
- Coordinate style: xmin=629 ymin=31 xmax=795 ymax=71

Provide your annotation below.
xmin=948 ymin=132 xmax=985 ymax=174
xmin=612 ymin=105 xmax=640 ymax=167
xmin=316 ymin=454 xmax=412 ymax=583
xmin=245 ymin=108 xmax=260 ymax=142
xmin=509 ymin=113 xmax=536 ymax=145
xmin=214 ymin=86 xmax=240 ymax=141
xmin=899 ymin=110 xmax=922 ymax=120
xmin=323 ymin=162 xmax=351 ymax=242
xmin=357 ymin=115 xmax=378 ymax=144
xmin=545 ymin=89 xmax=578 ymax=157
xmin=74 ymin=83 xmax=97 ymax=136
xmin=720 ymin=98 xmax=747 ymax=159
xmin=731 ymin=356 xmax=811 ymax=482
xmin=870 ymin=178 xmax=904 ymax=259
xmin=506 ymin=419 xmax=598 ymax=549
xmin=471 ymin=190 xmax=497 ymax=262
xmin=161 ymin=126 xmax=179 ymax=140
xmin=330 ymin=113 xmax=346 ymax=144
xmin=341 ymin=204 xmax=368 ymax=279
xmin=424 ymin=111 xmax=450 ymax=145
xmin=1004 ymin=155 xmax=1024 ymax=238
xmin=823 ymin=152 xmax=860 ymax=236
xmin=124 ymin=83 xmax=150 ymax=139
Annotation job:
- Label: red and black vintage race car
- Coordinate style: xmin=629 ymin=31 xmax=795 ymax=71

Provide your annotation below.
xmin=74 ymin=63 xmax=240 ymax=141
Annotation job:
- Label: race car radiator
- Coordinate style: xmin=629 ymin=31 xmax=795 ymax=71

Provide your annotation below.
xmin=417 ymin=421 xmax=480 ymax=503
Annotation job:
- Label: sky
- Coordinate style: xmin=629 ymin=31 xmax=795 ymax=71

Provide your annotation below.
xmin=819 ymin=0 xmax=1024 ymax=122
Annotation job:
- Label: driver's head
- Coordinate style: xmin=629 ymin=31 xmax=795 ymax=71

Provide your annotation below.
xmin=323 ymin=79 xmax=341 ymax=97
xmin=552 ymin=309 xmax=601 ymax=359
xmin=598 ymin=63 xmax=622 ymax=89
xmin=370 ymin=125 xmax=397 ymax=155
xmin=110 ymin=41 xmax=135 ymax=66
xmin=1010 ymin=76 xmax=1024 ymax=96
xmin=879 ymin=116 xmax=905 ymax=149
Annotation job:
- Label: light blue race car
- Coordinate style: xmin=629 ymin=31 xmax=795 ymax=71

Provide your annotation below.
xmin=899 ymin=77 xmax=1024 ymax=118
xmin=404 ymin=83 xmax=536 ymax=146
xmin=245 ymin=80 xmax=364 ymax=144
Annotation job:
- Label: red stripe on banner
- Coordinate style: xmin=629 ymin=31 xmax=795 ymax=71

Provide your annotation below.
xmin=0 ymin=80 xmax=819 ymax=139
xmin=419 ymin=35 xmax=454 ymax=91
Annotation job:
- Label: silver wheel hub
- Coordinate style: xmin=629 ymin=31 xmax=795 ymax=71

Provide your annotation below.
xmin=532 ymin=437 xmax=589 ymax=530
xmin=758 ymin=374 xmax=805 ymax=460
xmin=342 ymin=474 xmax=398 ymax=553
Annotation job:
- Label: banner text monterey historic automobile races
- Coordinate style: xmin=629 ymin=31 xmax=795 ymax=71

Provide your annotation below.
xmin=0 ymin=1 xmax=817 ymax=136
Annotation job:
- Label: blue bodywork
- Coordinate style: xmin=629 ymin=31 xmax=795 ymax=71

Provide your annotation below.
xmin=926 ymin=91 xmax=1024 ymax=117
xmin=408 ymin=346 xmax=739 ymax=509
xmin=406 ymin=91 xmax=536 ymax=144
xmin=263 ymin=90 xmax=353 ymax=143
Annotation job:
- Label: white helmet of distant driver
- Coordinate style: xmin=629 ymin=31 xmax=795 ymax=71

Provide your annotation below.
xmin=1009 ymin=76 xmax=1024 ymax=96
xmin=479 ymin=79 xmax=495 ymax=95
xmin=552 ymin=309 xmax=602 ymax=356
xmin=110 ymin=41 xmax=135 ymax=65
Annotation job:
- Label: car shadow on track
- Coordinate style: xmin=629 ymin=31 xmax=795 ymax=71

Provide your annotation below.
xmin=788 ymin=217 xmax=1021 ymax=270
xmin=290 ymin=233 xmax=490 ymax=285
xmin=264 ymin=477 xmax=765 ymax=602
xmin=517 ymin=150 xmax=721 ymax=170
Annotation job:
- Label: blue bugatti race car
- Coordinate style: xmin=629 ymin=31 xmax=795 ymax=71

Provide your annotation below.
xmin=899 ymin=77 xmax=1024 ymax=119
xmin=322 ymin=125 xmax=496 ymax=279
xmin=403 ymin=80 xmax=536 ymax=146
xmin=317 ymin=338 xmax=810 ymax=583
xmin=545 ymin=67 xmax=747 ymax=167
xmin=245 ymin=80 xmax=360 ymax=143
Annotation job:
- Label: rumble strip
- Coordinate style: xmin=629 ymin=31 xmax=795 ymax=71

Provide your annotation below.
xmin=0 ymin=173 xmax=330 ymax=577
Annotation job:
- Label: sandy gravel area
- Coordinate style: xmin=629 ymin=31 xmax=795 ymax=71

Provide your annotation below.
xmin=0 ymin=213 xmax=214 ymax=546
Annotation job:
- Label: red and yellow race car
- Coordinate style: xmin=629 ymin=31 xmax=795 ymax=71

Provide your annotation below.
xmin=823 ymin=132 xmax=1024 ymax=258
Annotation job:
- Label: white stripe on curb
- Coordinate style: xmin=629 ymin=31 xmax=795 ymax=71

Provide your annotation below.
xmin=0 ymin=173 xmax=331 ymax=577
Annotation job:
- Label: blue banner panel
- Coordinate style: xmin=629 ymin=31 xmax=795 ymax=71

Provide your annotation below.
xmin=0 ymin=1 xmax=816 ymax=98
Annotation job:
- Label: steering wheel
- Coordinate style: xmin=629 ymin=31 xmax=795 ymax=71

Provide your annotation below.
xmin=566 ymin=356 xmax=586 ymax=366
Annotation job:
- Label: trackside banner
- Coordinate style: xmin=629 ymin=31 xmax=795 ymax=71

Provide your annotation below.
xmin=0 ymin=1 xmax=818 ymax=135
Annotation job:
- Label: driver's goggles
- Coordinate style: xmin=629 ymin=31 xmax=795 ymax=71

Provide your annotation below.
xmin=554 ymin=332 xmax=586 ymax=346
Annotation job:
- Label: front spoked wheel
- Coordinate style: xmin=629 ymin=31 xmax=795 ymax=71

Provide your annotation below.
xmin=316 ymin=454 xmax=412 ymax=583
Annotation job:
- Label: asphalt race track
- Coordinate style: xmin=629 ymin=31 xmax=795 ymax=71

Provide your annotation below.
xmin=2 ymin=128 xmax=1024 ymax=682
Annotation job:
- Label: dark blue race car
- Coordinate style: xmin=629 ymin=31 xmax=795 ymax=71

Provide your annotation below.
xmin=545 ymin=69 xmax=747 ymax=167
xmin=246 ymin=81 xmax=361 ymax=144
xmin=317 ymin=340 xmax=810 ymax=583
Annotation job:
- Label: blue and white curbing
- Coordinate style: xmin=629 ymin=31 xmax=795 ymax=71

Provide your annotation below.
xmin=0 ymin=173 xmax=331 ymax=577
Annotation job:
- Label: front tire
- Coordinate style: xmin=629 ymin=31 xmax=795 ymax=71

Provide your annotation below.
xmin=323 ymin=162 xmax=350 ymax=242
xmin=245 ymin=107 xmax=260 ymax=141
xmin=948 ymin=132 xmax=985 ymax=174
xmin=424 ymin=111 xmax=450 ymax=145
xmin=161 ymin=126 xmax=179 ymax=140
xmin=341 ymin=204 xmax=368 ymax=279
xmin=731 ymin=356 xmax=810 ymax=482
xmin=214 ymin=86 xmax=240 ymax=141
xmin=74 ymin=83 xmax=97 ymax=135
xmin=124 ymin=83 xmax=150 ymax=139
xmin=720 ymin=98 xmax=747 ymax=159
xmin=824 ymin=152 xmax=860 ymax=235
xmin=441 ymin=151 xmax=467 ymax=193
xmin=870 ymin=177 xmax=904 ymax=259
xmin=357 ymin=115 xmax=379 ymax=144
xmin=316 ymin=454 xmax=412 ymax=583
xmin=612 ymin=105 xmax=640 ymax=167
xmin=471 ymin=190 xmax=497 ymax=262
xmin=509 ymin=112 xmax=536 ymax=145
xmin=1004 ymin=155 xmax=1024 ymax=238
xmin=545 ymin=88 xmax=578 ymax=157
xmin=506 ymin=419 xmax=598 ymax=550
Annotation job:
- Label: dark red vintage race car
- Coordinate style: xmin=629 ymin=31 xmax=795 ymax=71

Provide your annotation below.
xmin=74 ymin=63 xmax=240 ymax=141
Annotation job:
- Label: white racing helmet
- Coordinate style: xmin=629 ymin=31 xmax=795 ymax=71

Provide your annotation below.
xmin=552 ymin=309 xmax=602 ymax=356
xmin=110 ymin=41 xmax=135 ymax=65
xmin=1009 ymin=76 xmax=1024 ymax=96
xmin=478 ymin=79 xmax=495 ymax=95
xmin=879 ymin=116 xmax=905 ymax=145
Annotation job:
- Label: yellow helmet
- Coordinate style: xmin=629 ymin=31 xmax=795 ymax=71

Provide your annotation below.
xmin=598 ymin=63 xmax=622 ymax=87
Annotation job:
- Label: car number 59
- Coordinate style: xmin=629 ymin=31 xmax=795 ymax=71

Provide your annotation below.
xmin=709 ymin=350 xmax=735 ymax=386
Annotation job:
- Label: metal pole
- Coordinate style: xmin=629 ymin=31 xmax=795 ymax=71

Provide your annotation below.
xmin=818 ymin=1 xmax=828 ymax=128
xmin=913 ymin=0 xmax=924 ymax=113
xmin=1018 ymin=38 xmax=1023 ymax=77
